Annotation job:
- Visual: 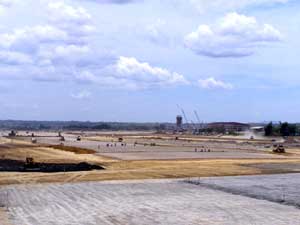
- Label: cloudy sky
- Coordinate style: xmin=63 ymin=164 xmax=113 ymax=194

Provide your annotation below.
xmin=0 ymin=0 xmax=299 ymax=122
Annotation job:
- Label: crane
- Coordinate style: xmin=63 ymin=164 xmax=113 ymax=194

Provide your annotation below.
xmin=194 ymin=110 xmax=201 ymax=127
xmin=177 ymin=105 xmax=191 ymax=130
xmin=190 ymin=120 xmax=197 ymax=132
xmin=194 ymin=110 xmax=205 ymax=129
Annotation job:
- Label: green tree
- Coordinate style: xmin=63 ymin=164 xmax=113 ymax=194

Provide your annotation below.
xmin=289 ymin=124 xmax=297 ymax=136
xmin=280 ymin=122 xmax=290 ymax=136
xmin=264 ymin=122 xmax=273 ymax=136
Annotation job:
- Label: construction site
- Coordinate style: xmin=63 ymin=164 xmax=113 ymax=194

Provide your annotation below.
xmin=0 ymin=115 xmax=300 ymax=225
xmin=2 ymin=0 xmax=300 ymax=222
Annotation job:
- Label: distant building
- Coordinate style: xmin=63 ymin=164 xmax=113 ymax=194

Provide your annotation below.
xmin=207 ymin=122 xmax=250 ymax=132
xmin=250 ymin=126 xmax=264 ymax=132
xmin=176 ymin=115 xmax=183 ymax=129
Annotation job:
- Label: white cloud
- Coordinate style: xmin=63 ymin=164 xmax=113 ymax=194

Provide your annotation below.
xmin=50 ymin=45 xmax=90 ymax=57
xmin=115 ymin=56 xmax=188 ymax=86
xmin=198 ymin=77 xmax=233 ymax=89
xmin=0 ymin=1 xmax=95 ymax=51
xmin=0 ymin=25 xmax=69 ymax=52
xmin=0 ymin=1 xmax=96 ymax=80
xmin=79 ymin=0 xmax=137 ymax=4
xmin=76 ymin=56 xmax=189 ymax=89
xmin=47 ymin=1 xmax=95 ymax=38
xmin=71 ymin=90 xmax=91 ymax=99
xmin=81 ymin=0 xmax=289 ymax=8
xmin=188 ymin=0 xmax=289 ymax=13
xmin=0 ymin=1 xmax=185 ymax=89
xmin=0 ymin=51 xmax=32 ymax=65
xmin=0 ymin=0 xmax=17 ymax=14
xmin=184 ymin=12 xmax=282 ymax=57
xmin=0 ymin=1 xmax=189 ymax=90
xmin=0 ymin=0 xmax=14 ymax=7
xmin=144 ymin=19 xmax=171 ymax=46
xmin=48 ymin=2 xmax=91 ymax=24
xmin=38 ymin=44 xmax=92 ymax=65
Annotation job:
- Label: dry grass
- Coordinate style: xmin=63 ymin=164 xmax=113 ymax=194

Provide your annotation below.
xmin=48 ymin=145 xmax=96 ymax=154
xmin=1 ymin=158 xmax=300 ymax=186
xmin=1 ymin=137 xmax=300 ymax=186
xmin=0 ymin=141 xmax=115 ymax=165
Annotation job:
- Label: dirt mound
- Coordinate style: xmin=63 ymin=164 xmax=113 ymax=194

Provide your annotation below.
xmin=0 ymin=159 xmax=104 ymax=173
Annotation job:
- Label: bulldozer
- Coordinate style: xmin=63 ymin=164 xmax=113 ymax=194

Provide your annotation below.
xmin=25 ymin=157 xmax=35 ymax=167
xmin=24 ymin=157 xmax=40 ymax=171
xmin=273 ymin=144 xmax=285 ymax=153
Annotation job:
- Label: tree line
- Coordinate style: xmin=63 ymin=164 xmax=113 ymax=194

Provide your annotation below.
xmin=264 ymin=122 xmax=298 ymax=136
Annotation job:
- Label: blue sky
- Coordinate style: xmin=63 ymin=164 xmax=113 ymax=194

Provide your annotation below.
xmin=0 ymin=0 xmax=299 ymax=123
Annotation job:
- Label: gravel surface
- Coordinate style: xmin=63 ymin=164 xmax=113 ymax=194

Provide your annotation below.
xmin=1 ymin=174 xmax=300 ymax=225
xmin=99 ymin=151 xmax=284 ymax=160
xmin=188 ymin=173 xmax=300 ymax=208
xmin=19 ymin=136 xmax=287 ymax=160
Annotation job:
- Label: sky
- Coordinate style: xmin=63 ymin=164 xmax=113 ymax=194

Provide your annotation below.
xmin=0 ymin=0 xmax=299 ymax=123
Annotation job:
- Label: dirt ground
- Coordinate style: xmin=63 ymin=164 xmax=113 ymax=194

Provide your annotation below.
xmin=12 ymin=132 xmax=296 ymax=161
xmin=0 ymin=132 xmax=300 ymax=186
xmin=1 ymin=132 xmax=300 ymax=224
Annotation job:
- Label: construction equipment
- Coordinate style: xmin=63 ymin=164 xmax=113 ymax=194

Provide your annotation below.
xmin=177 ymin=105 xmax=188 ymax=124
xmin=194 ymin=110 xmax=203 ymax=129
xmin=25 ymin=157 xmax=35 ymax=167
xmin=273 ymin=145 xmax=285 ymax=153
xmin=59 ymin=136 xmax=65 ymax=141
xmin=24 ymin=157 xmax=40 ymax=171
xmin=190 ymin=120 xmax=197 ymax=129
xmin=8 ymin=130 xmax=16 ymax=137
xmin=177 ymin=105 xmax=192 ymax=131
